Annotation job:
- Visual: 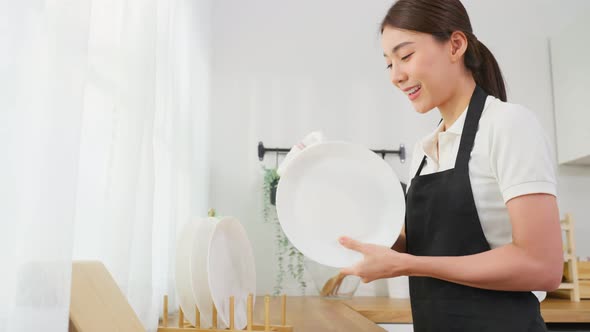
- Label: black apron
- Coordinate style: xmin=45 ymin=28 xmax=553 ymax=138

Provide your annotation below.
xmin=405 ymin=86 xmax=547 ymax=332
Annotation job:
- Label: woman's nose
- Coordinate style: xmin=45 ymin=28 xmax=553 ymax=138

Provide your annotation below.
xmin=390 ymin=64 xmax=407 ymax=86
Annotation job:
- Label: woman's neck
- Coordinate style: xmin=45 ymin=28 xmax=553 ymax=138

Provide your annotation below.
xmin=438 ymin=76 xmax=477 ymax=131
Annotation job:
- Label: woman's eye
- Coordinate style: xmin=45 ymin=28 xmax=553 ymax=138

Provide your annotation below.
xmin=401 ymin=52 xmax=414 ymax=61
xmin=386 ymin=64 xmax=392 ymax=70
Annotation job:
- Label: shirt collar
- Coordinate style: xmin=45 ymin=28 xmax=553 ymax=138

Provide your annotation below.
xmin=446 ymin=95 xmax=493 ymax=134
xmin=445 ymin=105 xmax=468 ymax=135
xmin=418 ymin=95 xmax=492 ymax=165
xmin=420 ymin=121 xmax=445 ymax=165
xmin=418 ymin=105 xmax=468 ymax=164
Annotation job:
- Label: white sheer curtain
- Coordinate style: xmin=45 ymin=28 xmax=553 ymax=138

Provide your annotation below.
xmin=0 ymin=0 xmax=211 ymax=331
xmin=0 ymin=1 xmax=92 ymax=331
xmin=73 ymin=0 xmax=212 ymax=330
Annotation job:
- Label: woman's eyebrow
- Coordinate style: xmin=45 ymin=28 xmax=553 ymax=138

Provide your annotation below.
xmin=383 ymin=41 xmax=414 ymax=57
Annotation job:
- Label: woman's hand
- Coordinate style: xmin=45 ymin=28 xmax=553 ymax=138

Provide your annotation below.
xmin=338 ymin=236 xmax=412 ymax=283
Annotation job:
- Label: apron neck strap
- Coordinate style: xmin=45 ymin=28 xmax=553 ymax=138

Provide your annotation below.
xmin=454 ymin=85 xmax=488 ymax=173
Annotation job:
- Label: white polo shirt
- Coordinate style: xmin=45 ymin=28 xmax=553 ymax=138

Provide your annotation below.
xmin=407 ymin=95 xmax=557 ymax=250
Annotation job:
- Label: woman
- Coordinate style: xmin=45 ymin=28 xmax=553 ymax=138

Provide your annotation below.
xmin=339 ymin=0 xmax=563 ymax=331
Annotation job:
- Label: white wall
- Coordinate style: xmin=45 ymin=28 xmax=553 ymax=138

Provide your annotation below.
xmin=208 ymin=0 xmax=590 ymax=295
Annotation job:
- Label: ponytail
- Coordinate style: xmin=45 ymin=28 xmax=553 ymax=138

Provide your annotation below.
xmin=464 ymin=37 xmax=507 ymax=102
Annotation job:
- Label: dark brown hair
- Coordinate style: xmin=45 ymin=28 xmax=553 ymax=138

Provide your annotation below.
xmin=381 ymin=0 xmax=507 ymax=101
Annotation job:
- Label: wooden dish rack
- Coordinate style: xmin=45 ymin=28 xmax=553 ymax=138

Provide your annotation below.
xmin=549 ymin=213 xmax=581 ymax=301
xmin=159 ymin=208 xmax=293 ymax=331
xmin=158 ymin=294 xmax=293 ymax=332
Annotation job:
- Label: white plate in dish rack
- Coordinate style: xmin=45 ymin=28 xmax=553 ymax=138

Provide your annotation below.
xmin=275 ymin=141 xmax=405 ymax=268
xmin=190 ymin=217 xmax=226 ymax=328
xmin=175 ymin=220 xmax=200 ymax=326
xmin=207 ymin=217 xmax=256 ymax=330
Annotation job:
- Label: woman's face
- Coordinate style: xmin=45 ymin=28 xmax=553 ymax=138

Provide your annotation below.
xmin=381 ymin=26 xmax=457 ymax=114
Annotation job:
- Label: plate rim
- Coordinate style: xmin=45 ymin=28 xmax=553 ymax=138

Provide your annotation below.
xmin=275 ymin=141 xmax=405 ymax=268
xmin=175 ymin=220 xmax=200 ymax=326
xmin=190 ymin=216 xmax=226 ymax=328
xmin=206 ymin=216 xmax=257 ymax=330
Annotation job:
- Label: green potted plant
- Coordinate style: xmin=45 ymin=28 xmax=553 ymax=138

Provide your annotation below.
xmin=261 ymin=166 xmax=306 ymax=295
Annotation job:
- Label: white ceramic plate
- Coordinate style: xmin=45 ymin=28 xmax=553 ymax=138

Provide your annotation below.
xmin=190 ymin=217 xmax=227 ymax=328
xmin=276 ymin=141 xmax=405 ymax=268
xmin=175 ymin=220 xmax=199 ymax=326
xmin=208 ymin=217 xmax=256 ymax=330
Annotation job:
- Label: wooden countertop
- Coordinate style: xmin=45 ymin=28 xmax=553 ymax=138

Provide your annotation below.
xmin=163 ymin=296 xmax=590 ymax=331
xmin=256 ymin=296 xmax=590 ymax=329
xmin=253 ymin=296 xmax=386 ymax=331
xmin=342 ymin=297 xmax=590 ymax=324
xmin=342 ymin=297 xmax=412 ymax=324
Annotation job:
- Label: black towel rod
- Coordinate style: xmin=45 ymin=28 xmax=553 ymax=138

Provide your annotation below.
xmin=257 ymin=141 xmax=405 ymax=163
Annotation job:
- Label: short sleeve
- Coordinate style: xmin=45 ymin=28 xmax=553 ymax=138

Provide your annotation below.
xmin=488 ymin=105 xmax=557 ymax=203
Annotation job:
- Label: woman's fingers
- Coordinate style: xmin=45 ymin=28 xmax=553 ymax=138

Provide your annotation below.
xmin=338 ymin=236 xmax=368 ymax=253
xmin=340 ymin=266 xmax=356 ymax=276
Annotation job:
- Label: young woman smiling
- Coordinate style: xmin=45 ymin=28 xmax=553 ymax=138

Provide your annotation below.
xmin=339 ymin=1 xmax=563 ymax=331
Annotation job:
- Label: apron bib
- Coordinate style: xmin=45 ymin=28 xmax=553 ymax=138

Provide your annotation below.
xmin=405 ymin=86 xmax=547 ymax=332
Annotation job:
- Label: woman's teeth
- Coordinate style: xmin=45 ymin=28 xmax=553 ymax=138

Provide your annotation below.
xmin=408 ymin=85 xmax=421 ymax=96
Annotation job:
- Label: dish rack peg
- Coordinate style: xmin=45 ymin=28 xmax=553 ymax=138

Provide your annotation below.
xmin=158 ymin=293 xmax=293 ymax=332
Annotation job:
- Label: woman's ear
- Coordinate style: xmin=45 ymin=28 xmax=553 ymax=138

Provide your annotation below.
xmin=449 ymin=31 xmax=468 ymax=62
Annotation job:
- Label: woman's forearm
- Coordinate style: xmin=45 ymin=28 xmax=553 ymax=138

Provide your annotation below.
xmin=403 ymin=243 xmax=562 ymax=291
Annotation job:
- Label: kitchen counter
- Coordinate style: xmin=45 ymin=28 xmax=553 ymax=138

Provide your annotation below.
xmin=342 ymin=297 xmax=590 ymax=324
xmin=255 ymin=296 xmax=590 ymax=330
xmin=253 ymin=296 xmax=386 ymax=331
xmin=163 ymin=296 xmax=386 ymax=331
xmin=165 ymin=296 xmax=590 ymax=331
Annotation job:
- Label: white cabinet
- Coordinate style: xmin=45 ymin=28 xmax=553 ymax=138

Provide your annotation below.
xmin=550 ymin=16 xmax=590 ymax=165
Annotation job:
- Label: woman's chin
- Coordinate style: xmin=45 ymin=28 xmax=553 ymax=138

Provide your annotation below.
xmin=413 ymin=103 xmax=432 ymax=114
